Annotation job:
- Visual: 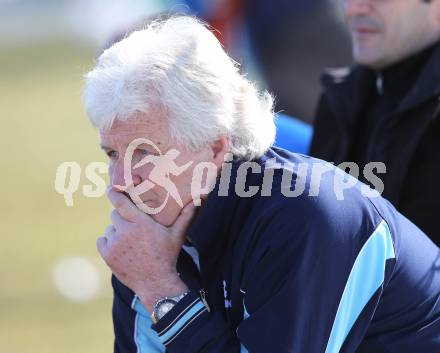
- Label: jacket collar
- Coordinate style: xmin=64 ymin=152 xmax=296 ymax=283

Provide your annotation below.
xmin=396 ymin=41 xmax=440 ymax=114
xmin=321 ymin=40 xmax=440 ymax=124
xmin=185 ymin=159 xmax=244 ymax=264
xmin=185 ymin=151 xmax=279 ymax=264
xmin=321 ymin=65 xmax=374 ymax=130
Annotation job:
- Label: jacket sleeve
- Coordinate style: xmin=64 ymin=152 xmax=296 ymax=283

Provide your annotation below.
xmin=151 ymin=289 xmax=242 ymax=353
xmin=149 ymin=210 xmax=396 ymax=353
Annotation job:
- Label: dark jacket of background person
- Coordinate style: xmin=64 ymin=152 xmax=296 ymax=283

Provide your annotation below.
xmin=310 ymin=41 xmax=440 ymax=246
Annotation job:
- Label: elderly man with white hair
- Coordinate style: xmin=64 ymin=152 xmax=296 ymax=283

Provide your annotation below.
xmin=83 ymin=16 xmax=440 ymax=353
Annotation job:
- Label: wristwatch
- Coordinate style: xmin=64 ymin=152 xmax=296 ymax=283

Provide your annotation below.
xmin=151 ymin=291 xmax=188 ymax=323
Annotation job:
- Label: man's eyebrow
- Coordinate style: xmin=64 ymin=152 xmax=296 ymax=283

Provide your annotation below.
xmin=100 ymin=144 xmax=112 ymax=151
xmin=137 ymin=143 xmax=156 ymax=149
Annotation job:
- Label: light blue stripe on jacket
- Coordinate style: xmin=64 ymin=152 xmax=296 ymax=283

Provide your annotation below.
xmin=325 ymin=220 xmax=395 ymax=353
xmin=131 ymin=296 xmax=165 ymax=353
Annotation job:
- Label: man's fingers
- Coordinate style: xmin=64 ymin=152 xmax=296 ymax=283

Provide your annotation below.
xmin=96 ymin=236 xmax=108 ymax=257
xmin=111 ymin=209 xmax=127 ymax=229
xmin=97 ymin=225 xmax=116 ymax=258
xmin=113 ymin=184 xmax=128 ymax=192
xmin=107 ymin=186 xmax=142 ymax=222
xmin=171 ymin=202 xmax=197 ymax=236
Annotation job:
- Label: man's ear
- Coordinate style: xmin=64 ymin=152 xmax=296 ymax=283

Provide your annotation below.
xmin=209 ymin=136 xmax=230 ymax=168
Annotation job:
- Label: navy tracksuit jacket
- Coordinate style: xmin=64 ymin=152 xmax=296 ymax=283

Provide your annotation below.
xmin=111 ymin=148 xmax=440 ymax=353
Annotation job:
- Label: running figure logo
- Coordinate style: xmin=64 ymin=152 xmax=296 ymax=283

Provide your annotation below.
xmin=119 ymin=138 xmax=193 ymax=214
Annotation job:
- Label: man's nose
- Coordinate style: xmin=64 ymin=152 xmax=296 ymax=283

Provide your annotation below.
xmin=111 ymin=160 xmax=142 ymax=187
xmin=110 ymin=160 xmax=125 ymax=188
xmin=344 ymin=0 xmax=372 ymax=17
xmin=132 ymin=174 xmax=142 ymax=186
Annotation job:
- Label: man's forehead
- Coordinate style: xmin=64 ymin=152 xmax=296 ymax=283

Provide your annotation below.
xmin=109 ymin=115 xmax=164 ymax=131
xmin=99 ymin=116 xmax=170 ymax=146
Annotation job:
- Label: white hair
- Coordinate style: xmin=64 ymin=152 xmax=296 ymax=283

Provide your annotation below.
xmin=83 ymin=15 xmax=275 ymax=160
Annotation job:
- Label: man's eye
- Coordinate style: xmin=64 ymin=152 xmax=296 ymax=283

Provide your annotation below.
xmin=138 ymin=149 xmax=150 ymax=156
xmin=106 ymin=150 xmax=118 ymax=159
xmin=135 ymin=148 xmax=160 ymax=157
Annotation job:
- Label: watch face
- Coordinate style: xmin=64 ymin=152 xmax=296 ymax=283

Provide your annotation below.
xmin=155 ymin=299 xmax=177 ymax=321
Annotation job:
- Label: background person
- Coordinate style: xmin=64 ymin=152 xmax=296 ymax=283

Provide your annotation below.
xmin=310 ymin=0 xmax=440 ymax=245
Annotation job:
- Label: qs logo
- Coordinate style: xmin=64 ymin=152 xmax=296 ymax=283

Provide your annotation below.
xmin=120 ymin=138 xmax=193 ymax=215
